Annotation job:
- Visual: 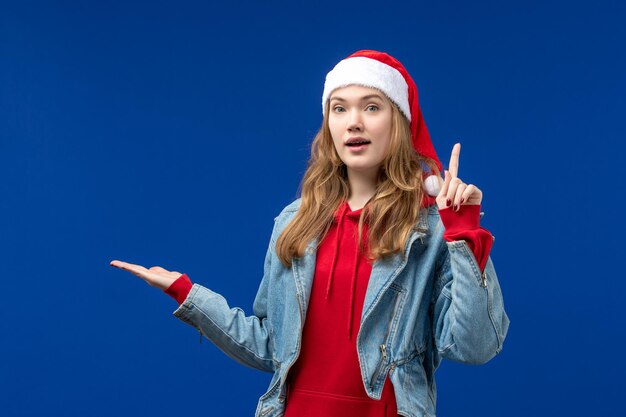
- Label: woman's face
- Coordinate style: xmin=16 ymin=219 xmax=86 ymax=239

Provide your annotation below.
xmin=328 ymin=85 xmax=393 ymax=178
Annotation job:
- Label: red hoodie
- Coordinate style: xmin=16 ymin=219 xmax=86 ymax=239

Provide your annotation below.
xmin=165 ymin=201 xmax=493 ymax=416
xmin=284 ymin=200 xmax=398 ymax=416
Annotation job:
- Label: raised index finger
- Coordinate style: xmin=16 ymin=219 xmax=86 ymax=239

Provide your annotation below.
xmin=448 ymin=143 xmax=461 ymax=178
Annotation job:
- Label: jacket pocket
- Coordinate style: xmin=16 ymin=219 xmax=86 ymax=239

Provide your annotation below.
xmin=369 ymin=283 xmax=407 ymax=389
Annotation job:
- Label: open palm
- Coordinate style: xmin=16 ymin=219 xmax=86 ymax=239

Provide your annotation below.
xmin=110 ymin=260 xmax=181 ymax=290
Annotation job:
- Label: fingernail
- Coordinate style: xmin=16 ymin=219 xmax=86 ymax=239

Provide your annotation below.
xmin=461 ymin=198 xmax=465 ymax=204
xmin=453 ymin=204 xmax=458 ymax=211
xmin=446 ymin=199 xmax=451 ymax=207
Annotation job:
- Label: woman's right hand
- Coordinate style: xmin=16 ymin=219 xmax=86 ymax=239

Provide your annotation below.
xmin=110 ymin=260 xmax=182 ymax=290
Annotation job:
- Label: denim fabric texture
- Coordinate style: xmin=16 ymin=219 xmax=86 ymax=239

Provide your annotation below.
xmin=173 ymin=199 xmax=510 ymax=417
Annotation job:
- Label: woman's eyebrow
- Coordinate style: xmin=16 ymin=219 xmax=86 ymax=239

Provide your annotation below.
xmin=330 ymin=94 xmax=385 ymax=102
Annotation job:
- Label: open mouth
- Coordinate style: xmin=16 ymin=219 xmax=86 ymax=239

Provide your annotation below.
xmin=346 ymin=140 xmax=371 ymax=147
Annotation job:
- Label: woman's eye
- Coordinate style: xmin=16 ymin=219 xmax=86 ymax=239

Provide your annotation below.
xmin=366 ymin=105 xmax=379 ymax=111
xmin=333 ymin=106 xmax=345 ymax=113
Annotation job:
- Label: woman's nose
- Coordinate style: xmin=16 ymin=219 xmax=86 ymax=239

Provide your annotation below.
xmin=347 ymin=110 xmax=363 ymax=131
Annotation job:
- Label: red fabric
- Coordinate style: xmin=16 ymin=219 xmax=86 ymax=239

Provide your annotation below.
xmin=164 ymin=273 xmax=192 ymax=305
xmin=438 ymin=204 xmax=493 ymax=272
xmin=421 ymin=192 xmax=436 ymax=208
xmin=285 ymin=201 xmax=400 ymax=417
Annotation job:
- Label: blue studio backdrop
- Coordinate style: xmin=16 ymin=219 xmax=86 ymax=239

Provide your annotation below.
xmin=1 ymin=1 xmax=624 ymax=416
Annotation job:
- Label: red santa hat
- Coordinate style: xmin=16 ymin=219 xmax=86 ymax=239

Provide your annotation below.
xmin=322 ymin=50 xmax=442 ymax=196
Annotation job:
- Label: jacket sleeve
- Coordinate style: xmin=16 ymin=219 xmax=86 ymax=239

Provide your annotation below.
xmin=430 ymin=218 xmax=510 ymax=365
xmin=171 ymin=228 xmax=277 ymax=373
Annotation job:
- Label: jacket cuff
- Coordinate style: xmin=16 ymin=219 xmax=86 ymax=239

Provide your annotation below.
xmin=164 ymin=273 xmax=193 ymax=305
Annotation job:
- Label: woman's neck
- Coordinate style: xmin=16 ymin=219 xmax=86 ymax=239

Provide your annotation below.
xmin=346 ymin=168 xmax=378 ymax=211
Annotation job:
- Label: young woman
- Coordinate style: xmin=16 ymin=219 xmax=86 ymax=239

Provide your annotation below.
xmin=111 ymin=50 xmax=509 ymax=417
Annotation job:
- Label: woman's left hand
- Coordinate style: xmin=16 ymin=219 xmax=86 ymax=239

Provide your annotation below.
xmin=110 ymin=260 xmax=181 ymax=290
xmin=436 ymin=143 xmax=482 ymax=211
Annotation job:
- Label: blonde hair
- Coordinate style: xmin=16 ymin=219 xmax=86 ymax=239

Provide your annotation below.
xmin=275 ymin=98 xmax=439 ymax=267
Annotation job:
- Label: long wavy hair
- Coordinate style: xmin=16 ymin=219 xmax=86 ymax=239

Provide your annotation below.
xmin=275 ymin=96 xmax=440 ymax=267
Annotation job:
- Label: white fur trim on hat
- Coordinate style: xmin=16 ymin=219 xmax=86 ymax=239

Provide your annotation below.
xmin=322 ymin=56 xmax=411 ymax=121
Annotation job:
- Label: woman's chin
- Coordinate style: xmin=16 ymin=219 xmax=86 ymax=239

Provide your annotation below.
xmin=344 ymin=163 xmax=382 ymax=177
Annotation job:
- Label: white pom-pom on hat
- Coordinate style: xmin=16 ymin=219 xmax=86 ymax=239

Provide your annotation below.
xmin=423 ymin=174 xmax=441 ymax=197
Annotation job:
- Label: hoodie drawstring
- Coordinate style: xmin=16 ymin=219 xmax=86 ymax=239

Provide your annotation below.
xmin=325 ymin=202 xmax=348 ymax=300
xmin=324 ymin=201 xmax=366 ymax=340
xmin=347 ymin=245 xmax=360 ymax=340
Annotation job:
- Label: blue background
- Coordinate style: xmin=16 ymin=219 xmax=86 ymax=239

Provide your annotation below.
xmin=2 ymin=0 xmax=624 ymax=415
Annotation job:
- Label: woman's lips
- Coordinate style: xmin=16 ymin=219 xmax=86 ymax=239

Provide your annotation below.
xmin=346 ymin=143 xmax=369 ymax=152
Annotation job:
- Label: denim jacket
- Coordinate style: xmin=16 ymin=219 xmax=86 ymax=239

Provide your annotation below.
xmin=173 ymin=198 xmax=510 ymax=417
